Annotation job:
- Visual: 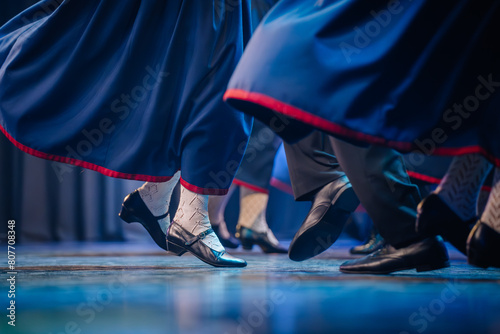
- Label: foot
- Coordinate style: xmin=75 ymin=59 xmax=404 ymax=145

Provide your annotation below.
xmin=167 ymin=222 xmax=247 ymax=267
xmin=212 ymin=222 xmax=240 ymax=249
xmin=236 ymin=225 xmax=288 ymax=254
xmin=119 ymin=190 xmax=169 ymax=251
xmin=289 ymin=176 xmax=359 ymax=262
xmin=340 ymin=236 xmax=450 ymax=274
xmin=350 ymin=232 xmax=385 ymax=255
xmin=467 ymin=221 xmax=500 ymax=268
xmin=416 ymin=193 xmax=475 ymax=255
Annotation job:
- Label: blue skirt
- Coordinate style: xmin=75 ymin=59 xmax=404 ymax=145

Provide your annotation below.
xmin=0 ymin=0 xmax=253 ymax=194
xmin=225 ymin=0 xmax=500 ymax=166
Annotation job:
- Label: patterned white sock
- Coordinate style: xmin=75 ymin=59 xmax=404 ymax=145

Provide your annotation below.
xmin=436 ymin=154 xmax=492 ymax=221
xmin=237 ymin=188 xmax=269 ymax=233
xmin=173 ymin=185 xmax=224 ymax=252
xmin=137 ymin=171 xmax=180 ymax=233
xmin=480 ymin=167 xmax=500 ymax=233
xmin=236 ymin=188 xmax=280 ymax=245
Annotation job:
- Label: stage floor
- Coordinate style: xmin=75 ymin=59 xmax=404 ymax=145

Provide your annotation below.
xmin=1 ymin=239 xmax=499 ymax=334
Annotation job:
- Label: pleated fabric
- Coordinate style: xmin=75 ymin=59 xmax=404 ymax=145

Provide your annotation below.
xmin=0 ymin=0 xmax=253 ymax=194
xmin=225 ymin=0 xmax=500 ymax=166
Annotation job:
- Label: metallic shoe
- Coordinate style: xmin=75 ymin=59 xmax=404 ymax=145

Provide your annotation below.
xmin=167 ymin=222 xmax=247 ymax=268
xmin=119 ymin=190 xmax=169 ymax=250
xmin=236 ymin=225 xmax=288 ymax=254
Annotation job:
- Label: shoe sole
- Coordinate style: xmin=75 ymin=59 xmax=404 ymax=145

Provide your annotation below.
xmin=289 ymin=185 xmax=359 ymax=262
xmin=339 ymin=261 xmax=450 ymax=275
xmin=166 ymin=240 xmax=247 ymax=268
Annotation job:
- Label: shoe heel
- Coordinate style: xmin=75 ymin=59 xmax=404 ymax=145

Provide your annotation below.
xmin=118 ymin=205 xmax=136 ymax=224
xmin=416 ymin=260 xmax=450 ymax=272
xmin=167 ymin=241 xmax=187 ymax=256
xmin=334 ymin=184 xmax=360 ymax=212
xmin=241 ymin=239 xmax=254 ymax=250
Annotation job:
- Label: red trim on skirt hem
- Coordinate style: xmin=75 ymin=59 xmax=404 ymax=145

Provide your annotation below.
xmin=233 ymin=179 xmax=269 ymax=194
xmin=407 ymin=171 xmax=443 ymax=185
xmin=224 ymin=89 xmax=500 ymax=167
xmin=0 ymin=124 xmax=225 ymax=195
xmin=180 ymin=178 xmax=229 ymax=195
xmin=0 ymin=124 xmax=175 ymax=182
xmin=407 ymin=171 xmax=492 ymax=192
xmin=269 ymin=177 xmax=293 ymax=195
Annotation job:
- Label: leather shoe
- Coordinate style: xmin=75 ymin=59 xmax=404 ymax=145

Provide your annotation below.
xmin=167 ymin=222 xmax=247 ymax=267
xmin=467 ymin=221 xmax=500 ymax=268
xmin=289 ymin=176 xmax=359 ymax=262
xmin=350 ymin=231 xmax=385 ymax=255
xmin=236 ymin=225 xmax=288 ymax=253
xmin=119 ymin=190 xmax=170 ymax=251
xmin=340 ymin=236 xmax=450 ymax=274
xmin=416 ymin=193 xmax=475 ymax=255
xmin=213 ymin=224 xmax=240 ymax=249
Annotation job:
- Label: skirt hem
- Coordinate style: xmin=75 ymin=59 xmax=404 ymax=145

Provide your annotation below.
xmin=1 ymin=124 xmax=228 ymax=195
xmin=224 ymin=88 xmax=500 ymax=168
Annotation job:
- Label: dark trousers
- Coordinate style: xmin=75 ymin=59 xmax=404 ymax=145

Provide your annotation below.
xmin=235 ymin=120 xmax=281 ymax=191
xmin=284 ymin=131 xmax=423 ymax=247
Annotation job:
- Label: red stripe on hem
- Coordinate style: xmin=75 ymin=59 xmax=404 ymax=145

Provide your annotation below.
xmin=180 ymin=178 xmax=228 ymax=196
xmin=1 ymin=124 xmax=231 ymax=194
xmin=233 ymin=179 xmax=269 ymax=194
xmin=224 ymin=89 xmax=500 ymax=167
xmin=407 ymin=171 xmax=492 ymax=192
xmin=269 ymin=177 xmax=293 ymax=195
xmin=407 ymin=171 xmax=442 ymax=185
xmin=0 ymin=124 xmax=176 ymax=182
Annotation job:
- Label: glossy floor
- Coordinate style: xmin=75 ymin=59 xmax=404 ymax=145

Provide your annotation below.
xmin=1 ymin=240 xmax=499 ymax=334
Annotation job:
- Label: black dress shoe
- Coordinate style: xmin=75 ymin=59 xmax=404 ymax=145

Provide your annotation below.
xmin=167 ymin=222 xmax=247 ymax=268
xmin=236 ymin=225 xmax=288 ymax=253
xmin=416 ymin=193 xmax=475 ymax=255
xmin=213 ymin=224 xmax=240 ymax=249
xmin=289 ymin=176 xmax=359 ymax=262
xmin=119 ymin=190 xmax=170 ymax=251
xmin=350 ymin=231 xmax=385 ymax=255
xmin=340 ymin=236 xmax=450 ymax=274
xmin=467 ymin=221 xmax=500 ymax=269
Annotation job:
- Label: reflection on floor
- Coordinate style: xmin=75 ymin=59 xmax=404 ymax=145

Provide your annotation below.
xmin=1 ymin=239 xmax=499 ymax=334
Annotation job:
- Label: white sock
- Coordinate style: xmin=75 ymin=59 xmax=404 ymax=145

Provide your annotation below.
xmin=137 ymin=171 xmax=180 ymax=233
xmin=435 ymin=154 xmax=492 ymax=221
xmin=480 ymin=167 xmax=500 ymax=233
xmin=237 ymin=188 xmax=269 ymax=233
xmin=173 ymin=185 xmax=225 ymax=252
xmin=237 ymin=188 xmax=280 ymax=245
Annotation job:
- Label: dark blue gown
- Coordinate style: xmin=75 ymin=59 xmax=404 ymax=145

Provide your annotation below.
xmin=225 ymin=0 xmax=500 ymax=167
xmin=0 ymin=0 xmax=253 ymax=195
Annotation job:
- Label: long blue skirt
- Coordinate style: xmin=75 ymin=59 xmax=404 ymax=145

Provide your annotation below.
xmin=225 ymin=0 xmax=500 ymax=167
xmin=0 ymin=0 xmax=253 ymax=194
